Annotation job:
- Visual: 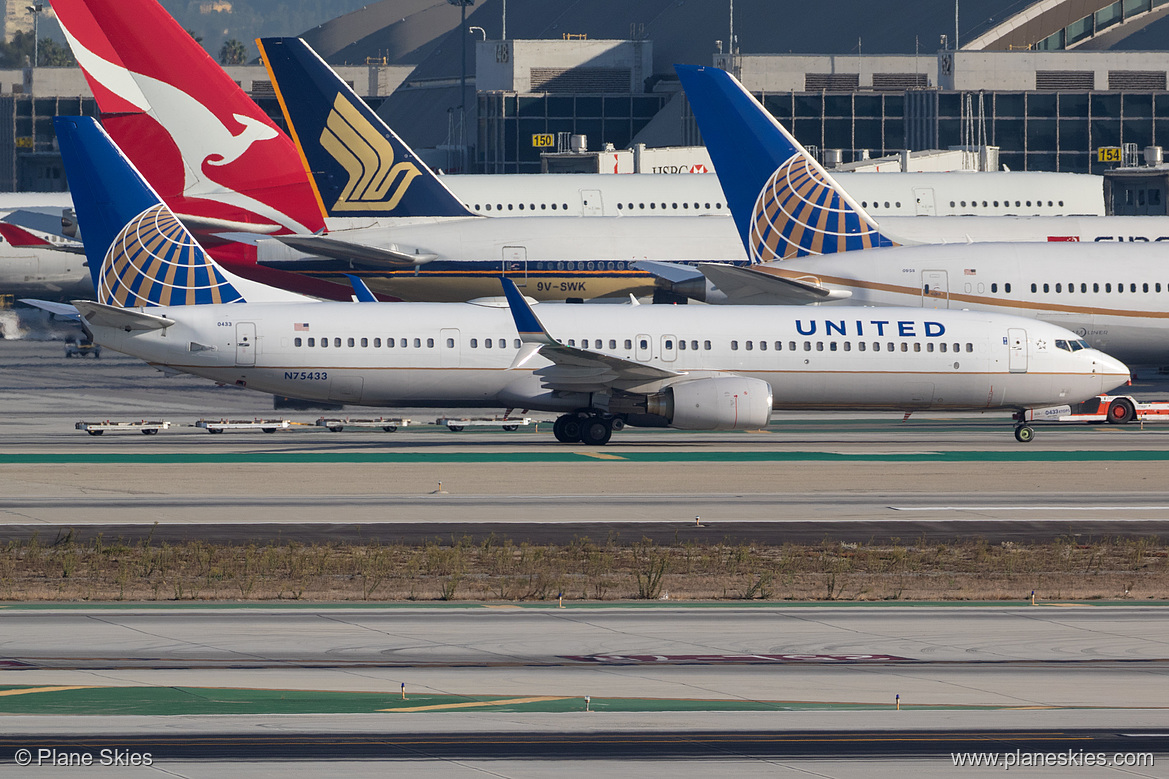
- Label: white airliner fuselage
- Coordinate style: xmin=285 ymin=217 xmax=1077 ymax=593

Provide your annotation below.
xmin=432 ymin=170 xmax=1104 ymax=219
xmin=259 ymin=212 xmax=1169 ymax=302
xmin=80 ymin=300 xmax=1127 ymax=416
xmin=723 ymin=242 xmax=1169 ymax=365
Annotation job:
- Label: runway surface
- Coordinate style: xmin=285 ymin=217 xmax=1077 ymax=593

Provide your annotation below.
xmin=2 ymin=604 xmax=1168 ymax=773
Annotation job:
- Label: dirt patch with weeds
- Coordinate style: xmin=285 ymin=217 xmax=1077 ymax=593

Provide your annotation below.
xmin=0 ymin=532 xmax=1166 ymax=603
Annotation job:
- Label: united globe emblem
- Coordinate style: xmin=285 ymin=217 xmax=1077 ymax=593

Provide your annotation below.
xmin=99 ymin=204 xmax=243 ymax=307
xmin=748 ymin=155 xmax=891 ymax=262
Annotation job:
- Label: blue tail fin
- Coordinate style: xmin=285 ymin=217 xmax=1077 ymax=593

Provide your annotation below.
xmin=54 ymin=116 xmax=305 ymax=307
xmin=258 ymin=37 xmax=473 ymax=219
xmin=675 ymin=64 xmax=897 ymax=262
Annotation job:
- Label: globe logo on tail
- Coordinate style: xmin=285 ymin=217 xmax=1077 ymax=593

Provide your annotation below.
xmin=98 ymin=204 xmax=244 ymax=307
xmin=749 ymin=155 xmax=897 ymax=262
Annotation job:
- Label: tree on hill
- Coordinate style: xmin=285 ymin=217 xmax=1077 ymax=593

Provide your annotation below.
xmin=0 ymin=31 xmax=75 ymax=68
xmin=219 ymin=38 xmax=248 ymax=65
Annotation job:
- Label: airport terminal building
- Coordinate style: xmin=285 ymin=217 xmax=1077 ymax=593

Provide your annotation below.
xmin=3 ymin=0 xmax=1169 ymax=201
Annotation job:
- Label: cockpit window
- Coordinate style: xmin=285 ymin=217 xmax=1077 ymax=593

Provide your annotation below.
xmin=1055 ymin=339 xmax=1069 ymax=351
xmin=1074 ymin=339 xmax=1089 ymax=351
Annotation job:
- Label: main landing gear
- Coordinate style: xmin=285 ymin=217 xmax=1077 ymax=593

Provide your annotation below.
xmin=553 ymin=411 xmax=624 ymax=446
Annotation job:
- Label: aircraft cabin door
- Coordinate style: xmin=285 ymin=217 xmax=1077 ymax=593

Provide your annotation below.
xmin=660 ymin=334 xmax=677 ymax=362
xmin=440 ymin=328 xmax=461 ymax=368
xmin=502 ymin=246 xmax=527 ymax=286
xmin=235 ymin=322 xmax=256 ymax=366
xmin=921 ymin=270 xmax=949 ymax=309
xmin=581 ymin=189 xmax=603 ymax=216
xmin=913 ymin=187 xmax=936 ymax=216
xmin=635 ymin=333 xmax=652 ymax=361
xmin=1008 ymin=328 xmax=1028 ymax=373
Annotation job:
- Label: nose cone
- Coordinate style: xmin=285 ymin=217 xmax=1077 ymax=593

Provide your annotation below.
xmin=1092 ymin=350 xmax=1131 ymax=393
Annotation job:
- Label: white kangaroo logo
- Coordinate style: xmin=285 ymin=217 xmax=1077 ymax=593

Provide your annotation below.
xmin=61 ymin=23 xmax=307 ymax=233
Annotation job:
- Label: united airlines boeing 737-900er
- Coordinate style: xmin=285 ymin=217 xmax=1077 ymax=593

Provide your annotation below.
xmin=57 ymin=116 xmax=1128 ymax=444
xmin=661 ymin=64 xmax=1169 ymax=367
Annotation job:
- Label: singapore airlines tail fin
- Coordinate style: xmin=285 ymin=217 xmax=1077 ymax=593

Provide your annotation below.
xmin=675 ymin=64 xmax=898 ymax=262
xmin=52 ymin=0 xmax=325 ymax=237
xmin=55 ymin=116 xmax=309 ymax=307
xmin=258 ymin=37 xmax=474 ymax=219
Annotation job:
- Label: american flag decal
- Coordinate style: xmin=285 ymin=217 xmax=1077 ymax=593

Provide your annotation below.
xmin=294 ymin=323 xmax=310 ymax=331
xmin=964 ymin=269 xmax=976 ymax=275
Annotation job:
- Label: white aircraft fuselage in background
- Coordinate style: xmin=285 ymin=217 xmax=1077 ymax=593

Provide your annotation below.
xmin=723 ymin=241 xmax=1169 ymax=365
xmin=260 ymin=212 xmax=1169 ymax=302
xmin=352 ymin=170 xmax=1106 ymax=221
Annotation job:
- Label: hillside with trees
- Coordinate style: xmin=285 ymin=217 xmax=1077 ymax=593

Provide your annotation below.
xmin=158 ymin=0 xmax=375 ymax=62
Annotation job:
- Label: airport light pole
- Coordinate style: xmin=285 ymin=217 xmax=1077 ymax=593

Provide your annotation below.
xmin=448 ymin=0 xmax=475 ymax=173
xmin=26 ymin=3 xmax=43 ymax=68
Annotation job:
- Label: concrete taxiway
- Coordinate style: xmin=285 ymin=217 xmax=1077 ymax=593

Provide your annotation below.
xmin=5 ymin=340 xmax=1169 ymax=543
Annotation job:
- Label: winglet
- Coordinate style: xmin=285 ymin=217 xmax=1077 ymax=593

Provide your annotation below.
xmin=345 ymin=274 xmax=377 ymax=302
xmin=500 ymin=278 xmax=555 ymax=345
xmin=675 ymin=64 xmax=897 ymax=261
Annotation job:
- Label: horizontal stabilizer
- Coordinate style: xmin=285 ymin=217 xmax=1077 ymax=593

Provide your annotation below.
xmin=175 ymin=213 xmax=283 ymax=236
xmin=19 ymin=299 xmax=81 ymax=320
xmin=275 ymin=234 xmax=437 ymax=267
xmin=73 ymin=300 xmax=175 ymax=331
xmin=698 ymin=262 xmax=853 ymax=305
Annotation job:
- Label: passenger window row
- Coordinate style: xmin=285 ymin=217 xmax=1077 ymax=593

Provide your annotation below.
xmin=731 ymin=339 xmax=974 ymax=353
xmin=468 ymin=202 xmax=726 ymax=213
xmin=474 ymin=202 xmax=570 ymax=211
xmin=1029 ymin=282 xmax=1162 ymax=294
xmin=948 ymin=199 xmax=1063 ymax=209
xmin=532 ymin=261 xmax=630 ymax=271
xmin=616 ymin=202 xmax=723 ymax=211
xmin=295 ymin=337 xmax=438 ymax=348
xmin=470 ymin=338 xmax=523 ymax=349
xmin=294 ymin=336 xmax=525 ymax=350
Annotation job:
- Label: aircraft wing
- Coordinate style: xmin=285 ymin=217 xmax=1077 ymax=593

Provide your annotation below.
xmin=273 ymin=235 xmax=438 ymax=267
xmin=19 ymin=299 xmax=81 ymax=320
xmin=72 ymin=301 xmax=175 ymax=332
xmin=500 ymin=278 xmax=680 ymax=393
xmin=698 ymin=262 xmax=853 ymax=305
xmin=633 ymin=259 xmax=703 ymax=284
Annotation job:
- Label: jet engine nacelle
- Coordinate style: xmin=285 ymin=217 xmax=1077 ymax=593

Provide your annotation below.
xmin=647 ymin=377 xmax=773 ymax=430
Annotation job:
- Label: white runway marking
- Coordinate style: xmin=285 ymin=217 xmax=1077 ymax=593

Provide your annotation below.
xmin=891 ymin=506 xmax=1169 ymax=512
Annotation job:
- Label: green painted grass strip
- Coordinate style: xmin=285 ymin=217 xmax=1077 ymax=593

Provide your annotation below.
xmin=6 ymin=450 xmax=1169 ymax=465
xmin=0 ymin=685 xmax=1069 ymax=716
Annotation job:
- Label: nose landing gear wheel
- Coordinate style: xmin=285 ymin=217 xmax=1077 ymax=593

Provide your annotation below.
xmin=579 ymin=416 xmax=613 ymax=446
xmin=553 ymin=414 xmax=582 ymax=443
xmin=1014 ymin=425 xmax=1035 ymax=443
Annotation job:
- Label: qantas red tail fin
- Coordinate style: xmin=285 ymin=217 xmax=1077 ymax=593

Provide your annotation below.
xmin=53 ymin=0 xmax=325 ymax=238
